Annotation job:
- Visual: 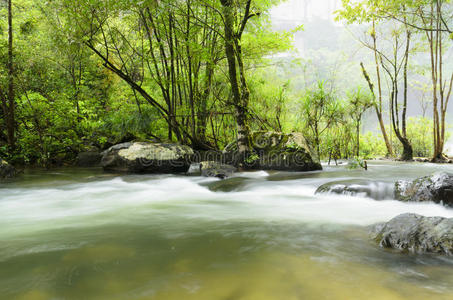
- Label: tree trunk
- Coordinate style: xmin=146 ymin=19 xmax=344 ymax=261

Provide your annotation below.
xmin=7 ymin=0 xmax=15 ymax=150
xmin=360 ymin=62 xmax=392 ymax=156
xmin=220 ymin=0 xmax=251 ymax=162
xmin=401 ymin=25 xmax=413 ymax=160
xmin=356 ymin=119 xmax=361 ymax=157
xmin=401 ymin=138 xmax=413 ymax=161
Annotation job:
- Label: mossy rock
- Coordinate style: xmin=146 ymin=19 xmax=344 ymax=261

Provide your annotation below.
xmin=395 ymin=173 xmax=453 ymax=206
xmin=371 ymin=213 xmax=453 ymax=255
xmin=101 ymin=142 xmax=194 ymax=173
xmin=0 ymin=158 xmax=17 ymax=180
xmin=248 ymin=132 xmax=321 ymax=171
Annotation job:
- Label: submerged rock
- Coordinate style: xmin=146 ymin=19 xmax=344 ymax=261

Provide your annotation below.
xmin=316 ymin=180 xmax=394 ymax=200
xmin=0 ymin=158 xmax=16 ymax=179
xmin=101 ymin=142 xmax=194 ymax=173
xmin=395 ymin=173 xmax=453 ymax=206
xmin=200 ymin=161 xmax=236 ymax=179
xmin=202 ymin=176 xmax=249 ymax=192
xmin=225 ymin=132 xmax=322 ymax=172
xmin=371 ymin=213 xmax=453 ymax=255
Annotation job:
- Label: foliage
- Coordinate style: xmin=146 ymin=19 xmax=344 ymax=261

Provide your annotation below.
xmin=0 ymin=0 xmax=450 ymax=167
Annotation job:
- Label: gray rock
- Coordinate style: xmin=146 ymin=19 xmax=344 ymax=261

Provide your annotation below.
xmin=200 ymin=161 xmax=236 ymax=179
xmin=371 ymin=213 xmax=453 ymax=255
xmin=76 ymin=151 xmax=102 ymax=167
xmin=316 ymin=180 xmax=394 ymax=200
xmin=0 ymin=158 xmax=16 ymax=179
xmin=395 ymin=173 xmax=453 ymax=206
xmin=186 ymin=163 xmax=202 ymax=176
xmin=202 ymin=177 xmax=248 ymax=192
xmin=101 ymin=142 xmax=194 ymax=173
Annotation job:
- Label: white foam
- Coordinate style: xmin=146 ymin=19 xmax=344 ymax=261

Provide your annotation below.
xmin=1 ymin=175 xmax=453 ymax=239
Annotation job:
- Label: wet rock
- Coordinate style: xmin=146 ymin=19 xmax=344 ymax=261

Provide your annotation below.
xmin=76 ymin=151 xmax=102 ymax=167
xmin=371 ymin=213 xmax=453 ymax=255
xmin=202 ymin=177 xmax=249 ymax=192
xmin=225 ymin=132 xmax=322 ymax=172
xmin=101 ymin=142 xmax=194 ymax=173
xmin=186 ymin=163 xmax=202 ymax=176
xmin=395 ymin=173 xmax=453 ymax=206
xmin=415 ymin=158 xmax=430 ymax=163
xmin=200 ymin=161 xmax=236 ymax=179
xmin=316 ymin=180 xmax=394 ymax=200
xmin=0 ymin=158 xmax=16 ymax=179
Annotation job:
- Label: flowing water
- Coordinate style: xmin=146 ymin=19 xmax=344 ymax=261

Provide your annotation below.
xmin=1 ymin=161 xmax=453 ymax=300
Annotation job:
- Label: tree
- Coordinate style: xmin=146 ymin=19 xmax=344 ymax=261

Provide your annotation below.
xmin=338 ymin=1 xmax=415 ymax=160
xmin=338 ymin=5 xmax=394 ymax=157
xmin=0 ymin=0 xmax=15 ymax=150
xmin=300 ymin=81 xmax=342 ymax=159
xmin=339 ymin=0 xmax=453 ymax=160
xmin=377 ymin=0 xmax=453 ymax=161
xmin=220 ymin=0 xmax=255 ymax=160
xmin=347 ymin=87 xmax=373 ymax=157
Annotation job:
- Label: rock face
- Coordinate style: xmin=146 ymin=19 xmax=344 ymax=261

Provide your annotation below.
xmin=101 ymin=142 xmax=194 ymax=173
xmin=200 ymin=161 xmax=236 ymax=179
xmin=224 ymin=132 xmax=321 ymax=171
xmin=316 ymin=180 xmax=394 ymax=200
xmin=395 ymin=173 xmax=453 ymax=206
xmin=0 ymin=158 xmax=16 ymax=179
xmin=371 ymin=213 xmax=453 ymax=255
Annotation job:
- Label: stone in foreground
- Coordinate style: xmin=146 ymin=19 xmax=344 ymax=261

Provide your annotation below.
xmin=0 ymin=158 xmax=16 ymax=179
xmin=101 ymin=142 xmax=194 ymax=173
xmin=371 ymin=213 xmax=453 ymax=255
xmin=200 ymin=161 xmax=236 ymax=179
xmin=395 ymin=173 xmax=453 ymax=206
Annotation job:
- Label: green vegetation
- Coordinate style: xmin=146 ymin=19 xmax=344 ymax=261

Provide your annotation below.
xmin=0 ymin=0 xmax=452 ymax=166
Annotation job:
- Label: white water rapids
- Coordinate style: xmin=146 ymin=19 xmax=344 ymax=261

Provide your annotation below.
xmin=1 ymin=161 xmax=453 ymax=300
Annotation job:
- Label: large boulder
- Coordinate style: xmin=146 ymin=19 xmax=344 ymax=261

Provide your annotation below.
xmin=395 ymin=173 xmax=453 ymax=206
xmin=371 ymin=213 xmax=453 ymax=255
xmin=0 ymin=158 xmax=16 ymax=179
xmin=316 ymin=180 xmax=394 ymax=200
xmin=101 ymin=142 xmax=194 ymax=173
xmin=224 ymin=132 xmax=321 ymax=171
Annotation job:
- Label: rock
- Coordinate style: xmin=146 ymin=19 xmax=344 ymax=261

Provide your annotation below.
xmin=316 ymin=180 xmax=394 ymax=200
xmin=101 ymin=142 xmax=194 ymax=173
xmin=186 ymin=163 xmax=202 ymax=176
xmin=200 ymin=161 xmax=236 ymax=179
xmin=370 ymin=213 xmax=453 ymax=255
xmin=0 ymin=158 xmax=16 ymax=179
xmin=395 ymin=173 xmax=453 ymax=206
xmin=76 ymin=151 xmax=102 ymax=167
xmin=201 ymin=177 xmax=249 ymax=192
xmin=224 ymin=132 xmax=322 ymax=171
xmin=415 ymin=158 xmax=430 ymax=163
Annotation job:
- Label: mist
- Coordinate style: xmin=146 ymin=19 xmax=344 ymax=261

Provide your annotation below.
xmin=270 ymin=0 xmax=453 ymax=153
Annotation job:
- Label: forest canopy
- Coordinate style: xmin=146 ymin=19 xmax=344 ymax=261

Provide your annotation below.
xmin=0 ymin=0 xmax=452 ymax=166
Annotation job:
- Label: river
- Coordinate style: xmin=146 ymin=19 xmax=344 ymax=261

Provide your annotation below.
xmin=1 ymin=161 xmax=453 ymax=299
